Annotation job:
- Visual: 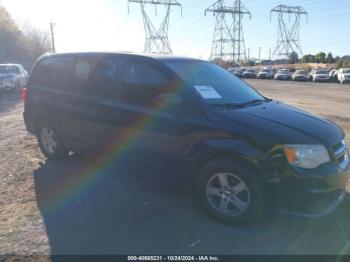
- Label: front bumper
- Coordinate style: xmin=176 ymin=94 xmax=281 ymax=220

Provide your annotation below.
xmin=243 ymin=74 xmax=256 ymax=78
xmin=274 ymin=161 xmax=350 ymax=218
xmin=257 ymin=74 xmax=272 ymax=79
xmin=314 ymin=77 xmax=330 ymax=82
xmin=275 ymin=75 xmax=289 ymax=80
xmin=293 ymin=76 xmax=307 ymax=81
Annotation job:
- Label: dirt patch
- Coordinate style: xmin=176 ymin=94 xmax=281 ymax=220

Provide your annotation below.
xmin=0 ymin=95 xmax=49 ymax=255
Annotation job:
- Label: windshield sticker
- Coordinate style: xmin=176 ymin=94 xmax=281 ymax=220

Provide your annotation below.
xmin=194 ymin=86 xmax=222 ymax=99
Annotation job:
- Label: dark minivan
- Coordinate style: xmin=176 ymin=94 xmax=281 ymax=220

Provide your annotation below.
xmin=23 ymin=52 xmax=349 ymax=224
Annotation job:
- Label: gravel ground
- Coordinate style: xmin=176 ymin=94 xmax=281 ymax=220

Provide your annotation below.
xmin=0 ymin=81 xmax=350 ymax=256
xmin=0 ymin=93 xmax=49 ymax=255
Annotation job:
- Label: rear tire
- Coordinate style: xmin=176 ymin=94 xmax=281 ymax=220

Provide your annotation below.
xmin=37 ymin=122 xmax=68 ymax=160
xmin=195 ymin=158 xmax=265 ymax=224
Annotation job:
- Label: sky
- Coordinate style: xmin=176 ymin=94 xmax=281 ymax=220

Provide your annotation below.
xmin=2 ymin=0 xmax=349 ymax=60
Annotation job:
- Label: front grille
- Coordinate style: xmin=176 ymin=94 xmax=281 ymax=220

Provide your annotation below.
xmin=332 ymin=139 xmax=349 ymax=170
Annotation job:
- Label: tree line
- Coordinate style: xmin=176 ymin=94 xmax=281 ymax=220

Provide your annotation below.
xmin=302 ymin=52 xmax=349 ymax=68
xmin=0 ymin=5 xmax=51 ymax=70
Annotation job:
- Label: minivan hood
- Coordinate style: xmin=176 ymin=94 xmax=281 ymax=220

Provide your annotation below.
xmin=224 ymin=101 xmax=343 ymax=146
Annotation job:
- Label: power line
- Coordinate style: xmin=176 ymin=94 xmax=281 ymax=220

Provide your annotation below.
xmin=50 ymin=21 xmax=56 ymax=53
xmin=128 ymin=0 xmax=182 ymax=54
xmin=205 ymin=0 xmax=251 ymax=65
xmin=270 ymin=4 xmax=307 ymax=60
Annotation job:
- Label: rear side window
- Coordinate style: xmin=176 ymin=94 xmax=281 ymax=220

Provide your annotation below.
xmin=122 ymin=62 xmax=169 ymax=107
xmin=29 ymin=56 xmax=73 ymax=90
xmin=71 ymin=56 xmax=121 ymax=98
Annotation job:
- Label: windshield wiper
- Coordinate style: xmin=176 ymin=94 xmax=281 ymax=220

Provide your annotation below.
xmin=230 ymin=98 xmax=272 ymax=108
xmin=209 ymin=98 xmax=272 ymax=109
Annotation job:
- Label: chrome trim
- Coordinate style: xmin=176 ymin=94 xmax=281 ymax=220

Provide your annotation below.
xmin=340 ymin=151 xmax=349 ymax=170
xmin=335 ymin=144 xmax=347 ymax=157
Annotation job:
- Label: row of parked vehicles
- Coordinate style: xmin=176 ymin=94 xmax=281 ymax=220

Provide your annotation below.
xmin=0 ymin=64 xmax=28 ymax=93
xmin=229 ymin=67 xmax=350 ymax=84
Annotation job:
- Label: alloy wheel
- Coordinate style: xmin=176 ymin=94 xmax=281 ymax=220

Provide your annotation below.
xmin=40 ymin=127 xmax=58 ymax=155
xmin=206 ymin=173 xmax=250 ymax=216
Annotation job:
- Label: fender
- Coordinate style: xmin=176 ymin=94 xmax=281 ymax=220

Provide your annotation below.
xmin=185 ymin=138 xmax=277 ymax=183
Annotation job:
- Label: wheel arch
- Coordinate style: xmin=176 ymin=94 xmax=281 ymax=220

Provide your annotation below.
xmin=186 ymin=139 xmax=269 ymax=187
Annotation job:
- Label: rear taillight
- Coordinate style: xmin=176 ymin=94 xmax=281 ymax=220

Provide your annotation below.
xmin=21 ymin=87 xmax=28 ymax=104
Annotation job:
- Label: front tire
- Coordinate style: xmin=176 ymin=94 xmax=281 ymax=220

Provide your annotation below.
xmin=195 ymin=158 xmax=265 ymax=224
xmin=37 ymin=123 xmax=68 ymax=160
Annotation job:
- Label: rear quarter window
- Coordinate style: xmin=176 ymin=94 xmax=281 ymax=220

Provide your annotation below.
xmin=29 ymin=56 xmax=73 ymax=90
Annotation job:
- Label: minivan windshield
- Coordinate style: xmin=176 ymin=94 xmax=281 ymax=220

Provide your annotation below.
xmin=163 ymin=60 xmax=265 ymax=106
xmin=0 ymin=65 xmax=17 ymax=74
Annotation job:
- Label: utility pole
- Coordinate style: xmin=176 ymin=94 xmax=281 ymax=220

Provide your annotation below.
xmin=247 ymin=48 xmax=250 ymax=64
xmin=50 ymin=22 xmax=56 ymax=53
xmin=205 ymin=0 xmax=251 ymax=65
xmin=258 ymin=47 xmax=262 ymax=61
xmin=270 ymin=4 xmax=307 ymax=60
xmin=128 ymin=0 xmax=182 ymax=54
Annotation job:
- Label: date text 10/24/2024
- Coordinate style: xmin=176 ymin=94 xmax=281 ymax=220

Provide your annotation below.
xmin=127 ymin=256 xmax=220 ymax=261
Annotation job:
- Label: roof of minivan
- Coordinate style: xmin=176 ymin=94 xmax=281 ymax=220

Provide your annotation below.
xmin=42 ymin=51 xmax=205 ymax=62
xmin=0 ymin=63 xmax=20 ymax=66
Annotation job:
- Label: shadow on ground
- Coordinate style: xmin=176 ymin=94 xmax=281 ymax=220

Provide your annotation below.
xmin=33 ymin=154 xmax=350 ymax=255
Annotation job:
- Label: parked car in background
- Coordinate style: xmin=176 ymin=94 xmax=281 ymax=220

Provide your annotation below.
xmin=242 ymin=68 xmax=257 ymax=78
xmin=0 ymin=64 xmax=28 ymax=92
xmin=310 ymin=69 xmax=330 ymax=82
xmin=228 ymin=68 xmax=243 ymax=78
xmin=292 ymin=70 xmax=308 ymax=81
xmin=256 ymin=68 xmax=274 ymax=79
xmin=338 ymin=68 xmax=350 ymax=85
xmin=274 ymin=69 xmax=290 ymax=80
xmin=23 ymin=52 xmax=350 ymax=224
xmin=329 ymin=69 xmax=338 ymax=82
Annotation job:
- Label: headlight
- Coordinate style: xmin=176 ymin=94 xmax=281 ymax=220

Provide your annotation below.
xmin=283 ymin=145 xmax=330 ymax=169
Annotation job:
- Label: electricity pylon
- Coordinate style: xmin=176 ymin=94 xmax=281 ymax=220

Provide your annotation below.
xmin=128 ymin=0 xmax=182 ymax=54
xmin=205 ymin=0 xmax=251 ymax=65
xmin=270 ymin=4 xmax=307 ymax=60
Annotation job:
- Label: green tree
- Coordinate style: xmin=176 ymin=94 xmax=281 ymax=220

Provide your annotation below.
xmin=337 ymin=60 xmax=344 ymax=69
xmin=302 ymin=54 xmax=316 ymax=63
xmin=288 ymin=51 xmax=299 ymax=64
xmin=326 ymin=52 xmax=335 ymax=63
xmin=315 ymin=52 xmax=326 ymax=63
xmin=302 ymin=54 xmax=310 ymax=63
